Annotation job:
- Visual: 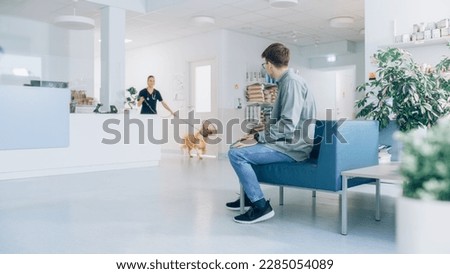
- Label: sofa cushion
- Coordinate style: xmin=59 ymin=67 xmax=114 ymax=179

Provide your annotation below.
xmin=253 ymin=159 xmax=318 ymax=189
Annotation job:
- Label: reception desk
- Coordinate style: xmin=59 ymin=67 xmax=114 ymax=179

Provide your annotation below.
xmin=0 ymin=113 xmax=162 ymax=180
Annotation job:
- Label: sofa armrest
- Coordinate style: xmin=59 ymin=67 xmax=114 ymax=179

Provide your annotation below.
xmin=315 ymin=120 xmax=379 ymax=191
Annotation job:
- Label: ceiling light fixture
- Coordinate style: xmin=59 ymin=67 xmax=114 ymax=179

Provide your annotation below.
xmin=269 ymin=0 xmax=299 ymax=8
xmin=53 ymin=0 xmax=95 ymax=30
xmin=54 ymin=15 xmax=95 ymax=30
xmin=327 ymin=55 xmax=336 ymax=62
xmin=329 ymin=16 xmax=354 ymax=28
xmin=191 ymin=16 xmax=215 ymax=26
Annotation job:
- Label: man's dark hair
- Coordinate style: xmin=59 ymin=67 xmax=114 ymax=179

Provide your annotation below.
xmin=261 ymin=43 xmax=290 ymax=68
xmin=147 ymin=75 xmax=155 ymax=80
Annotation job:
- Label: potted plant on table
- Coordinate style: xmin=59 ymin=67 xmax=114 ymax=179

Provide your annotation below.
xmin=355 ymin=46 xmax=450 ymax=160
xmin=125 ymin=86 xmax=138 ymax=110
xmin=396 ymin=116 xmax=450 ymax=253
xmin=355 ymin=47 xmax=450 ymax=132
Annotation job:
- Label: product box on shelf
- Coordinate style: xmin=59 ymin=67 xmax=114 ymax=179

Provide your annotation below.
xmin=432 ymin=29 xmax=441 ymax=39
xmin=402 ymin=33 xmax=410 ymax=43
xmin=416 ymin=31 xmax=425 ymax=40
xmin=437 ymin=19 xmax=449 ymax=29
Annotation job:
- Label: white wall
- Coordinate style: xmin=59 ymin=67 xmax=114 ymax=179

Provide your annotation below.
xmin=305 ymin=42 xmax=365 ymax=86
xmin=68 ymin=31 xmax=95 ymax=95
xmin=293 ymin=40 xmax=365 ymax=120
xmin=125 ymin=30 xmax=222 ymax=109
xmin=0 ymin=15 xmax=94 ymax=95
xmin=365 ymin=0 xmax=449 ymax=78
xmin=301 ymin=68 xmax=336 ymax=120
xmin=123 ymin=30 xmax=223 ymax=153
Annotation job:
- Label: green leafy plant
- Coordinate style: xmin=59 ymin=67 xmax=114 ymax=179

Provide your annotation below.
xmin=399 ymin=116 xmax=450 ymax=201
xmin=355 ymin=46 xmax=450 ymax=132
xmin=125 ymin=86 xmax=137 ymax=109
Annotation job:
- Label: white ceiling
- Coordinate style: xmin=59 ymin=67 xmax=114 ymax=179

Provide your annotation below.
xmin=0 ymin=0 xmax=364 ymax=50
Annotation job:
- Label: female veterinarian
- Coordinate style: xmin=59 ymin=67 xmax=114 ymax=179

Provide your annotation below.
xmin=137 ymin=75 xmax=176 ymax=116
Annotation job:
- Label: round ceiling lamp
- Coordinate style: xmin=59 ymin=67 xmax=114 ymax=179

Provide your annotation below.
xmin=329 ymin=16 xmax=355 ymax=28
xmin=191 ymin=16 xmax=215 ymax=26
xmin=269 ymin=0 xmax=299 ymax=8
xmin=54 ymin=15 xmax=95 ymax=30
xmin=53 ymin=0 xmax=95 ymax=30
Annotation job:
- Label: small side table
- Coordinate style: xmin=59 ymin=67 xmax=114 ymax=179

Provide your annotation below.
xmin=341 ymin=162 xmax=403 ymax=235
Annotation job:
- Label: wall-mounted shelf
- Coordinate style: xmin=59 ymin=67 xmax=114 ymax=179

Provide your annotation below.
xmin=380 ymin=36 xmax=450 ymax=49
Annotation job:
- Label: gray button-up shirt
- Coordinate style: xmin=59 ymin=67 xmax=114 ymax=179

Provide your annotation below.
xmin=258 ymin=69 xmax=316 ymax=161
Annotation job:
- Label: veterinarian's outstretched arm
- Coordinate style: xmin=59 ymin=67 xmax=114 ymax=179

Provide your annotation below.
xmin=161 ymin=101 xmax=176 ymax=117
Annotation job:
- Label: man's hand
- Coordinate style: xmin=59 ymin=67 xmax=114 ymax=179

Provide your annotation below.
xmin=239 ymin=133 xmax=255 ymax=141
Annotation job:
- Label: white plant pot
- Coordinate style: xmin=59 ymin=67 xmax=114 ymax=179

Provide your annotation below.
xmin=396 ymin=196 xmax=450 ymax=253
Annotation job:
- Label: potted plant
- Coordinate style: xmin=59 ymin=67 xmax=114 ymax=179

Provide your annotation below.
xmin=125 ymin=86 xmax=137 ymax=109
xmin=355 ymin=47 xmax=450 ymax=132
xmin=355 ymin=46 xmax=450 ymax=161
xmin=396 ymin=116 xmax=450 ymax=253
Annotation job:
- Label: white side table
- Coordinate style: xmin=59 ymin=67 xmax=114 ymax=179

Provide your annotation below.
xmin=341 ymin=162 xmax=403 ymax=235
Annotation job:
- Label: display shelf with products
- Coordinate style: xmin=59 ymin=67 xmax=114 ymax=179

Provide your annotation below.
xmin=245 ymin=103 xmax=273 ymax=133
xmin=244 ymin=82 xmax=278 ymax=133
xmin=243 ymin=64 xmax=278 ymax=132
xmin=381 ymin=36 xmax=450 ymax=49
xmin=384 ymin=18 xmax=450 ymax=49
xmin=245 ymin=83 xmax=278 ymax=105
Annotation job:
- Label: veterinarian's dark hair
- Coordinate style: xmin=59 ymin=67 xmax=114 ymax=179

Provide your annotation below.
xmin=147 ymin=75 xmax=155 ymax=80
xmin=261 ymin=43 xmax=290 ymax=68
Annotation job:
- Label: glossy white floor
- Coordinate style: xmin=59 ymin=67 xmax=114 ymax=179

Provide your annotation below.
xmin=0 ymin=153 xmax=401 ymax=254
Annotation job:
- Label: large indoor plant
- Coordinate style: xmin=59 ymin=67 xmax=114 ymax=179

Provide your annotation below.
xmin=396 ymin=116 xmax=450 ymax=253
xmin=355 ymin=46 xmax=450 ymax=132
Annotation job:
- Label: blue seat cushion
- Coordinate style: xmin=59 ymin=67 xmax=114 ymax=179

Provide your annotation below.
xmin=253 ymin=160 xmax=318 ymax=189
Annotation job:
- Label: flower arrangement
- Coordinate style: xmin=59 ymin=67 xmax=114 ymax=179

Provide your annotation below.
xmin=399 ymin=116 xmax=450 ymax=201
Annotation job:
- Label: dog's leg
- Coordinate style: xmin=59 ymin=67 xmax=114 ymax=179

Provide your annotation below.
xmin=197 ymin=148 xmax=203 ymax=160
xmin=196 ymin=139 xmax=207 ymax=160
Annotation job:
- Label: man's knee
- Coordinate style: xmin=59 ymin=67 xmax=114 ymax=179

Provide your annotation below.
xmin=228 ymin=148 xmax=237 ymax=161
xmin=229 ymin=147 xmax=247 ymax=163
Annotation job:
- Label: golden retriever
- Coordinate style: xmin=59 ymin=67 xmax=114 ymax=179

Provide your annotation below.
xmin=181 ymin=121 xmax=216 ymax=159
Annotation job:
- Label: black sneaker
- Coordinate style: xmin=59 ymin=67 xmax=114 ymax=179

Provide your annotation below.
xmin=226 ymin=195 xmax=252 ymax=211
xmin=233 ymin=201 xmax=275 ymax=224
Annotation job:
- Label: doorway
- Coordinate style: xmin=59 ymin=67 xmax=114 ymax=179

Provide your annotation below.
xmin=187 ymin=59 xmax=218 ymax=158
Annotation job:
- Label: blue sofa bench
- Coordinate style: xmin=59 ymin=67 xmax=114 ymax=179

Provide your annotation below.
xmin=242 ymin=120 xmax=379 ymax=234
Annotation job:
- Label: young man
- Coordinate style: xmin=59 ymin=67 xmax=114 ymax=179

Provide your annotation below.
xmin=137 ymin=75 xmax=175 ymax=116
xmin=227 ymin=43 xmax=316 ymax=224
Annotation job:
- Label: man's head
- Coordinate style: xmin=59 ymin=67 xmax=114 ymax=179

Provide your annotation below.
xmin=261 ymin=43 xmax=290 ymax=68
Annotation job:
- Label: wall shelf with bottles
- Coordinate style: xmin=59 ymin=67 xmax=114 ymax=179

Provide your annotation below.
xmin=380 ymin=36 xmax=450 ymax=49
xmin=381 ymin=18 xmax=450 ymax=49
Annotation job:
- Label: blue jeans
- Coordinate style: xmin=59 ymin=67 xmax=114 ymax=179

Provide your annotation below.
xmin=228 ymin=144 xmax=295 ymax=202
